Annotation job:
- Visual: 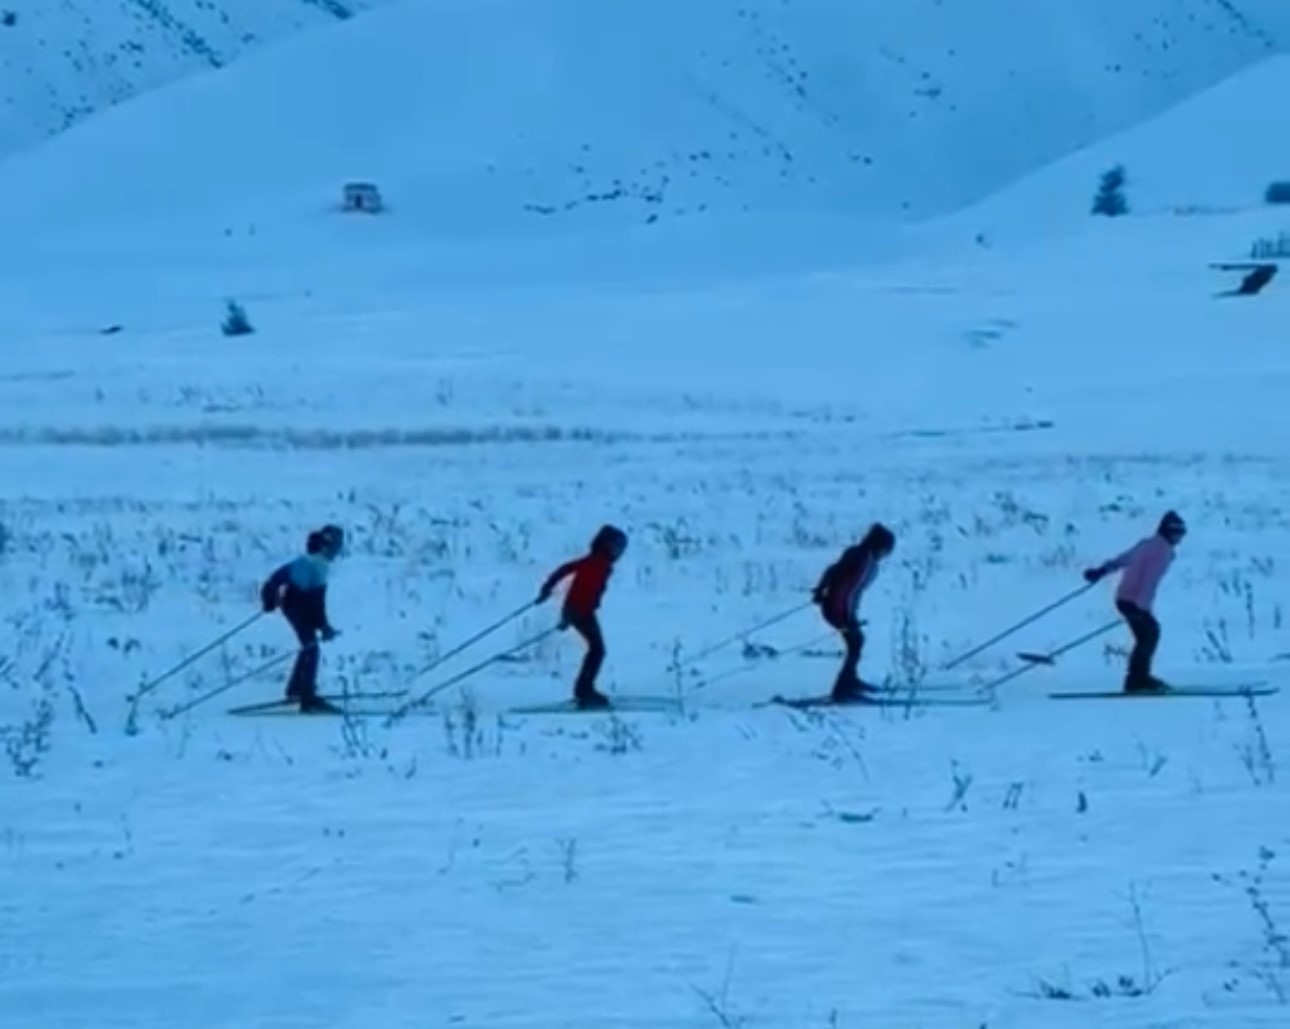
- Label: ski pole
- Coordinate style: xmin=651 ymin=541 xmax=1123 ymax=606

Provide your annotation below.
xmin=384 ymin=627 xmax=557 ymax=726
xmin=675 ymin=601 xmax=812 ymax=670
xmin=942 ymin=584 xmax=1093 ymax=671
xmin=691 ymin=630 xmax=835 ymax=693
xmin=401 ymin=601 xmax=536 ymax=691
xmin=159 ymin=645 xmax=307 ymax=721
xmin=130 ymin=612 xmax=264 ymax=703
xmin=978 ymin=620 xmax=1119 ymax=691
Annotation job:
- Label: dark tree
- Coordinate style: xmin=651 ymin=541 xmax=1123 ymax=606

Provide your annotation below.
xmin=1092 ymin=165 xmax=1129 ymax=217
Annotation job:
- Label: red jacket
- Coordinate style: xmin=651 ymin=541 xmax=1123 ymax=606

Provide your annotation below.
xmin=543 ymin=553 xmax=612 ymax=616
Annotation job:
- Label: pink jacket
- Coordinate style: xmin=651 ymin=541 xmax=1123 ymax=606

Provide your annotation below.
xmin=1106 ymin=535 xmax=1175 ymax=611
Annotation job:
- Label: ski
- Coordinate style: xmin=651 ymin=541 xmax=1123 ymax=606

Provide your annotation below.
xmin=227 ymin=691 xmax=406 ymax=716
xmin=228 ymin=699 xmax=295 ymax=715
xmin=230 ymin=706 xmax=350 ymax=717
xmin=509 ymin=695 xmax=682 ymax=715
xmin=228 ymin=693 xmax=681 ymax=717
xmin=228 ymin=704 xmax=421 ymax=718
xmin=1049 ymin=683 xmax=1276 ymax=700
xmin=765 ymin=691 xmax=990 ymax=710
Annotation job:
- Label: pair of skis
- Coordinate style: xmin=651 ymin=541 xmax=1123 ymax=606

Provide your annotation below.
xmin=225 ymin=681 xmax=1278 ymax=718
xmin=226 ymin=692 xmax=685 ymax=717
xmin=1048 ymin=683 xmax=1276 ymax=700
xmin=770 ymin=681 xmax=1277 ymax=710
xmin=226 ymin=691 xmax=404 ymax=716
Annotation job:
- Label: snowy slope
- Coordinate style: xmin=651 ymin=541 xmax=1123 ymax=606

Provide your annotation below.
xmin=0 ymin=0 xmax=1288 ymax=246
xmin=0 ymin=0 xmax=391 ymax=157
xmin=931 ymin=54 xmax=1290 ymax=249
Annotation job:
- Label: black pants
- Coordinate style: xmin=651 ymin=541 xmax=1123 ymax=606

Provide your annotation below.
xmin=283 ymin=612 xmax=320 ymax=701
xmin=564 ymin=609 xmax=605 ymax=697
xmin=832 ymin=621 xmax=865 ymax=696
xmin=1116 ymin=600 xmax=1160 ymax=687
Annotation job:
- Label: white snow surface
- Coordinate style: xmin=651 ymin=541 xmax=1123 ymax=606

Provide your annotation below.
xmin=3 ymin=4 xmax=1290 ymax=1028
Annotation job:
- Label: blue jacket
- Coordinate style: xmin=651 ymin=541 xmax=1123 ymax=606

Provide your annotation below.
xmin=261 ymin=554 xmax=333 ymax=632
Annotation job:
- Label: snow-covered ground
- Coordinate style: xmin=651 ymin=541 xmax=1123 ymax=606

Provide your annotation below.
xmin=4 ymin=3 xmax=1290 ymax=1027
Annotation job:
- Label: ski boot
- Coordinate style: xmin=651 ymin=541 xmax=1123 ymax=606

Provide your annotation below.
xmin=1124 ymin=674 xmax=1169 ymax=694
xmin=299 ymin=694 xmax=342 ymax=714
xmin=574 ymin=687 xmax=611 ymax=710
xmin=830 ymin=677 xmax=877 ymax=705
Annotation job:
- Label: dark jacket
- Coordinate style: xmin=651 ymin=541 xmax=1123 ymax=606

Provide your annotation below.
xmin=261 ymin=554 xmax=333 ymax=634
xmin=814 ymin=544 xmax=879 ymax=628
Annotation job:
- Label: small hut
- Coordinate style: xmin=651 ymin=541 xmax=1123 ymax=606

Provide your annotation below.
xmin=342 ymin=182 xmax=384 ymax=213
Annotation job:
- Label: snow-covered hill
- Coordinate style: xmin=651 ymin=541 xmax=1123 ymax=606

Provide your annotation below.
xmin=930 ymin=54 xmax=1290 ymax=250
xmin=1 ymin=0 xmax=1288 ymax=248
xmin=0 ymin=0 xmax=391 ymax=158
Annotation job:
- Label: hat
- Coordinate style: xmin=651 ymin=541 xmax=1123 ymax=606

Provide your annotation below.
xmin=591 ymin=524 xmax=628 ymax=557
xmin=318 ymin=524 xmax=346 ymax=557
xmin=1157 ymin=510 xmax=1186 ymax=540
xmin=865 ymin=522 xmax=896 ymax=552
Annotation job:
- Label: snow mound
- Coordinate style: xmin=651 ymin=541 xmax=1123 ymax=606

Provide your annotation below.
xmin=0 ymin=0 xmax=1287 ymax=244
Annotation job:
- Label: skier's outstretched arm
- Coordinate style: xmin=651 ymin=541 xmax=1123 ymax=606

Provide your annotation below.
xmin=1085 ymin=541 xmax=1142 ymax=582
xmin=537 ymin=559 xmax=582 ymax=603
xmin=813 ymin=561 xmax=838 ymax=602
xmin=260 ymin=563 xmax=291 ymax=612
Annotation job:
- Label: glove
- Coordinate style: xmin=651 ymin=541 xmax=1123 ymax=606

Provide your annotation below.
xmin=1083 ymin=567 xmax=1106 ymax=584
xmin=321 ymin=626 xmax=339 ymax=642
xmin=536 ymin=587 xmax=552 ymax=604
xmin=262 ymin=596 xmax=278 ymax=613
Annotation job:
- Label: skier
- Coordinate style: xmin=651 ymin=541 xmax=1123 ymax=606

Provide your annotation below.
xmin=1083 ymin=510 xmax=1187 ymax=692
xmin=536 ymin=525 xmax=628 ymax=709
xmin=260 ymin=524 xmax=345 ymax=712
xmin=813 ymin=523 xmax=897 ymax=701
